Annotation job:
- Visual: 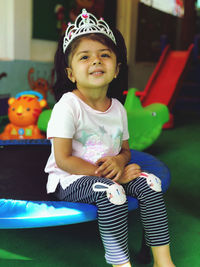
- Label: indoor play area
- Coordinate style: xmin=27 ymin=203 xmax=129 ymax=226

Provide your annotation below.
xmin=0 ymin=0 xmax=200 ymax=267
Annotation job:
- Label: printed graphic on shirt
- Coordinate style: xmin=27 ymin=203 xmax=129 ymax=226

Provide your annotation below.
xmin=77 ymin=126 xmax=123 ymax=163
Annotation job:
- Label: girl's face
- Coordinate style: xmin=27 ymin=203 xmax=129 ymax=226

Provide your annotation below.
xmin=66 ymin=38 xmax=120 ymax=92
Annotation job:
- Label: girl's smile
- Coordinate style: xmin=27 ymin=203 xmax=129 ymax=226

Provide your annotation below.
xmin=89 ymin=68 xmax=105 ymax=76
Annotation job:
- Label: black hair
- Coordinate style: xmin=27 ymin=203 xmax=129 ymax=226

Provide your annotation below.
xmin=53 ymin=28 xmax=128 ymax=103
xmin=107 ymin=28 xmax=128 ymax=103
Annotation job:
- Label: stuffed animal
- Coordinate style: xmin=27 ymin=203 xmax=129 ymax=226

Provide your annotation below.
xmin=0 ymin=91 xmax=47 ymax=140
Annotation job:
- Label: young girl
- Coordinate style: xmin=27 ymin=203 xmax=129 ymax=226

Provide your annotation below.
xmin=45 ymin=9 xmax=175 ymax=267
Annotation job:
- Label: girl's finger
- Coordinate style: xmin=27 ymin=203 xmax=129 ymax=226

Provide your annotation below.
xmin=105 ymin=170 xmax=117 ymax=179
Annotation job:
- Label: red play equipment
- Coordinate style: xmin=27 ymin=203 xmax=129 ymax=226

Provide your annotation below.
xmin=135 ymin=44 xmax=194 ymax=128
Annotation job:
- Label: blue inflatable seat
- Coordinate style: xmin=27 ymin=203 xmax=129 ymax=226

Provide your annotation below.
xmin=0 ymin=140 xmax=170 ymax=229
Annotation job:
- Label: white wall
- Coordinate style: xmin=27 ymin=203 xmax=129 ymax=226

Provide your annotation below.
xmin=0 ymin=0 xmax=57 ymax=61
xmin=0 ymin=0 xmax=31 ymax=60
xmin=0 ymin=0 xmax=15 ymax=60
xmin=31 ymin=39 xmax=57 ymax=62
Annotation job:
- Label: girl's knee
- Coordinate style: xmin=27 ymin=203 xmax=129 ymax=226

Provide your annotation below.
xmin=139 ymin=172 xmax=162 ymax=193
xmin=93 ymin=181 xmax=127 ymax=205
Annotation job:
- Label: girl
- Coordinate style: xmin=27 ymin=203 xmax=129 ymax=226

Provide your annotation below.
xmin=45 ymin=9 xmax=175 ymax=267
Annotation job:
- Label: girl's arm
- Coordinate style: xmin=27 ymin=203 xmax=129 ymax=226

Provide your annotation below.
xmin=53 ymin=137 xmax=100 ymax=176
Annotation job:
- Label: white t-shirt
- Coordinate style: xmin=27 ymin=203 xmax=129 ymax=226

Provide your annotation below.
xmin=45 ymin=92 xmax=129 ymax=193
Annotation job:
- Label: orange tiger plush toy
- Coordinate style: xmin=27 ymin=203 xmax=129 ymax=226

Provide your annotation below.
xmin=0 ymin=91 xmax=47 ymax=140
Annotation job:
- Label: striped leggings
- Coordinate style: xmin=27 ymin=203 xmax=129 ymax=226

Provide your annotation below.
xmin=54 ymin=175 xmax=170 ymax=265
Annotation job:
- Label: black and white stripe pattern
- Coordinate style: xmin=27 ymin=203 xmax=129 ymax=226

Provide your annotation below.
xmin=54 ymin=175 xmax=170 ymax=265
xmin=54 ymin=176 xmax=130 ymax=265
xmin=124 ymin=177 xmax=170 ymax=247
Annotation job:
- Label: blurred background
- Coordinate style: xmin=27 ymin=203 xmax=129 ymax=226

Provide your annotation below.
xmin=0 ymin=0 xmax=199 ymax=101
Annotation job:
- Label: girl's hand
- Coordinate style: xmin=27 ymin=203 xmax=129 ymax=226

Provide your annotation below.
xmin=95 ymin=156 xmax=125 ymax=181
xmin=117 ymin=163 xmax=141 ymax=184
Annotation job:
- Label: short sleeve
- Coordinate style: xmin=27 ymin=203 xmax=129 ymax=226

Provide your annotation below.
xmin=47 ymin=96 xmax=76 ymax=139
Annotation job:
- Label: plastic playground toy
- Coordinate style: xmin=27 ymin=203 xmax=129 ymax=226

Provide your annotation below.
xmin=0 ymin=146 xmax=171 ymax=229
xmin=135 ymin=44 xmax=194 ymax=128
xmin=37 ymin=109 xmax=52 ymax=132
xmin=0 ymin=91 xmax=47 ymax=140
xmin=124 ymin=88 xmax=169 ymax=151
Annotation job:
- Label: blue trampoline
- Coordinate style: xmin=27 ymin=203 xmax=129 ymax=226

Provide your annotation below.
xmin=0 ymin=140 xmax=171 ymax=229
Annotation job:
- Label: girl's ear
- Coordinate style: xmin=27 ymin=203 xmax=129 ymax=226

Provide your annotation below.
xmin=114 ymin=63 xmax=121 ymax=79
xmin=66 ymin=67 xmax=76 ymax=83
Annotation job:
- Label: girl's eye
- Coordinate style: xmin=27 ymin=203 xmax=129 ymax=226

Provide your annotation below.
xmin=80 ymin=55 xmax=88 ymax=60
xmin=101 ymin=53 xmax=110 ymax=58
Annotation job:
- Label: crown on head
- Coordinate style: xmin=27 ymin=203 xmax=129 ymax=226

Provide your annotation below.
xmin=63 ymin=9 xmax=116 ymax=53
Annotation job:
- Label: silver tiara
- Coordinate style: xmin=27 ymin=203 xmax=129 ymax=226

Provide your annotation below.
xmin=63 ymin=9 xmax=116 ymax=53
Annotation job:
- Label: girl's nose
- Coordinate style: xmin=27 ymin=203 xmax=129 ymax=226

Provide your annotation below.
xmin=92 ymin=56 xmax=101 ymax=65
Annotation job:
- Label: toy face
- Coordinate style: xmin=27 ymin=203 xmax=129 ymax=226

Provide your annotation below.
xmin=8 ymin=96 xmax=42 ymax=127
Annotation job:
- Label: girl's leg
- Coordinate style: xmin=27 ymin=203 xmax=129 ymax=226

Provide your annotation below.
xmin=54 ymin=176 xmax=131 ymax=266
xmin=152 ymin=245 xmax=175 ymax=267
xmin=113 ymin=263 xmax=132 ymax=267
xmin=123 ymin=177 xmax=175 ymax=266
